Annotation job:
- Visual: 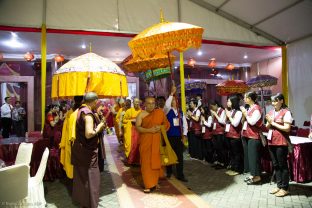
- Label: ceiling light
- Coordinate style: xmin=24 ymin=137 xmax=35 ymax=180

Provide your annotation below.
xmin=2 ymin=39 xmax=24 ymax=48
xmin=197 ymin=51 xmax=202 ymax=56
xmin=244 ymin=55 xmax=248 ymax=59
xmin=81 ymin=44 xmax=86 ymax=49
xmin=11 ymin=32 xmax=18 ymax=38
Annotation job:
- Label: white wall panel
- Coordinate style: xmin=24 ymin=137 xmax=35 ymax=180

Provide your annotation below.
xmin=288 ymin=37 xmax=312 ymax=127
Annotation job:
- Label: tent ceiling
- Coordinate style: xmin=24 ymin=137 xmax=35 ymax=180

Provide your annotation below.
xmin=195 ymin=0 xmax=312 ymax=44
xmin=0 ymin=30 xmax=280 ymax=66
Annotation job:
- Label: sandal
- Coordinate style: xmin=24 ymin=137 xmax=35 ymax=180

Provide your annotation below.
xmin=275 ymin=189 xmax=288 ymax=197
xmin=269 ymin=188 xmax=280 ymax=194
xmin=143 ymin=186 xmax=156 ymax=194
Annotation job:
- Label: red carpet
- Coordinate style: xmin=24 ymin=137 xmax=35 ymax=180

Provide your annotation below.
xmin=104 ymin=135 xmax=212 ymax=208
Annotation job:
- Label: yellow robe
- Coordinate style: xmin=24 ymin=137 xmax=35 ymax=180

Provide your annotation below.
xmin=60 ymin=108 xmax=78 ymax=179
xmin=122 ymin=107 xmax=141 ymax=157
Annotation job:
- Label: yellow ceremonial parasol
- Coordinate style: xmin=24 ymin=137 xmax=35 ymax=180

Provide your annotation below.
xmin=128 ymin=11 xmax=204 ymax=112
xmin=121 ymin=53 xmax=175 ymax=73
xmin=51 ymin=52 xmax=128 ymax=99
xmin=128 ymin=13 xmax=203 ymax=59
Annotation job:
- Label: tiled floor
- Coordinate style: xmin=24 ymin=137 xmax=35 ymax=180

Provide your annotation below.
xmin=45 ymin=148 xmax=312 ymax=208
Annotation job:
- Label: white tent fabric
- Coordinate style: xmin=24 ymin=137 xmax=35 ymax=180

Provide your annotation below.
xmin=288 ymin=36 xmax=312 ymax=127
xmin=180 ymin=0 xmax=274 ymax=45
xmin=0 ymin=0 xmax=274 ymax=46
xmin=0 ymin=0 xmax=43 ymax=28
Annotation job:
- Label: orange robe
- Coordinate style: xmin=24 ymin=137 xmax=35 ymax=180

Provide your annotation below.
xmin=139 ymin=109 xmax=170 ymax=189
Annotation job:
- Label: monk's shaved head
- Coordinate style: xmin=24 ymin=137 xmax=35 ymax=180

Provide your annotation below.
xmin=145 ymin=97 xmax=156 ymax=112
xmin=84 ymin=92 xmax=98 ymax=103
xmin=145 ymin=97 xmax=155 ymax=102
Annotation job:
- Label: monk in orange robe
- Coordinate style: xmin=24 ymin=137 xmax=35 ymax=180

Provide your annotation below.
xmin=136 ymin=97 xmax=170 ymax=193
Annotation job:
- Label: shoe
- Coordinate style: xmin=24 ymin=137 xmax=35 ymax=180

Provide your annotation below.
xmin=246 ymin=179 xmax=261 ymax=185
xmin=228 ymin=171 xmax=239 ymax=176
xmin=275 ymin=189 xmax=288 ymax=197
xmin=143 ymin=186 xmax=156 ymax=194
xmin=269 ymin=188 xmax=280 ymax=194
xmin=177 ymin=177 xmax=188 ymax=182
xmin=225 ymin=170 xmax=233 ymax=175
xmin=244 ymin=176 xmax=252 ymax=182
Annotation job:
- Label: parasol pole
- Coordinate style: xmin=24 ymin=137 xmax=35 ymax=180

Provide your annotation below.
xmin=180 ymin=52 xmax=186 ymax=113
xmin=41 ymin=0 xmax=47 ymax=131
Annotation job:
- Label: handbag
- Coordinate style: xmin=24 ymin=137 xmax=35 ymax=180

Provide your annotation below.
xmin=159 ymin=126 xmax=178 ymax=166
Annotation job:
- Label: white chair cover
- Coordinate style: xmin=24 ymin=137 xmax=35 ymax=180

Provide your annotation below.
xmin=15 ymin=142 xmax=33 ymax=166
xmin=14 ymin=148 xmax=49 ymax=208
xmin=0 ymin=164 xmax=29 ymax=202
xmin=27 ymin=148 xmax=49 ymax=207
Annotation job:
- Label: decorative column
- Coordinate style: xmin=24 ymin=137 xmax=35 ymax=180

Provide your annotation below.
xmin=282 ymin=46 xmax=288 ymax=105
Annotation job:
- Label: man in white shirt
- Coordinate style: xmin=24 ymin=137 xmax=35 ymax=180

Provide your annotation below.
xmin=1 ymin=97 xmax=13 ymax=138
xmin=164 ymin=85 xmax=188 ymax=182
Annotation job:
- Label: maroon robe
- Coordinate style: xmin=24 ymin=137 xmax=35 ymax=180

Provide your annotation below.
xmin=71 ymin=106 xmax=100 ymax=208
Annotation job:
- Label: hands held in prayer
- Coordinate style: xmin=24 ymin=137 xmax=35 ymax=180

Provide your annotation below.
xmin=240 ymin=106 xmax=247 ymax=117
xmin=225 ymin=108 xmax=231 ymax=118
xmin=150 ymin=125 xmax=161 ymax=133
xmin=200 ymin=115 xmax=205 ymax=122
xmin=210 ymin=110 xmax=217 ymax=117
xmin=187 ymin=110 xmax=192 ymax=118
xmin=54 ymin=114 xmax=60 ymax=123
xmin=98 ymin=118 xmax=106 ymax=132
xmin=266 ymin=114 xmax=273 ymax=124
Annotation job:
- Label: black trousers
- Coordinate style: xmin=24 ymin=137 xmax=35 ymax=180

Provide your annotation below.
xmin=188 ymin=132 xmax=202 ymax=159
xmin=202 ymin=139 xmax=214 ymax=163
xmin=269 ymin=145 xmax=289 ymax=190
xmin=166 ymin=136 xmax=185 ymax=178
xmin=227 ymin=137 xmax=243 ymax=172
xmin=244 ymin=138 xmax=261 ymax=176
xmin=212 ymin=134 xmax=227 ymax=165
xmin=1 ymin=117 xmax=12 ymax=138
xmin=12 ymin=120 xmax=25 ymax=137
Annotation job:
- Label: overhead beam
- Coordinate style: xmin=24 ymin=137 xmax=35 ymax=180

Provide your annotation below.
xmin=253 ymin=0 xmax=304 ymax=27
xmin=189 ymin=0 xmax=285 ymax=45
xmin=217 ymin=0 xmax=231 ymax=10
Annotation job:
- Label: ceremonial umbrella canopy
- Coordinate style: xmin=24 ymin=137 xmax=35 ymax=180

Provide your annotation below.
xmin=121 ymin=53 xmax=175 ymax=73
xmin=246 ymin=74 xmax=278 ymax=88
xmin=128 ymin=21 xmax=203 ymax=59
xmin=51 ymin=52 xmax=128 ymax=99
xmin=128 ymin=13 xmax=204 ymax=112
xmin=247 ymin=74 xmax=278 ymax=114
xmin=216 ymin=80 xmax=250 ymax=96
xmin=177 ymin=81 xmax=207 ymax=93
